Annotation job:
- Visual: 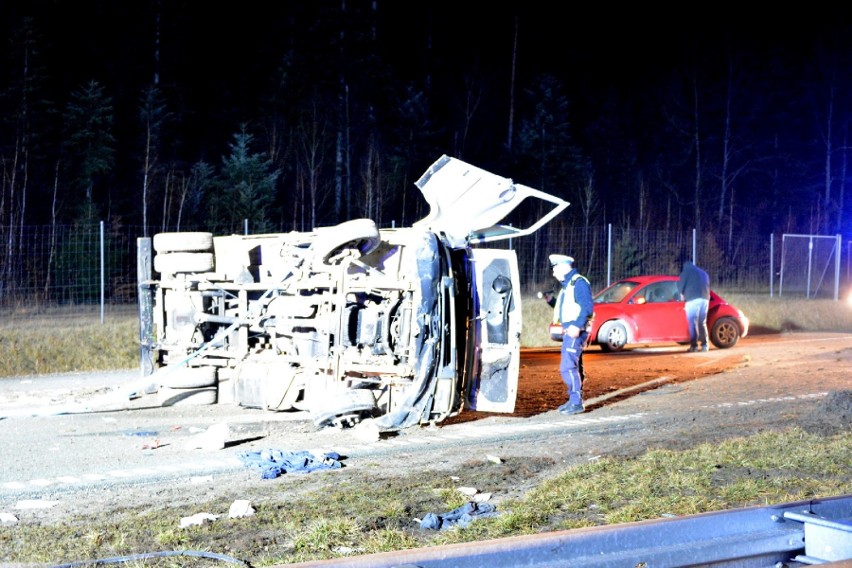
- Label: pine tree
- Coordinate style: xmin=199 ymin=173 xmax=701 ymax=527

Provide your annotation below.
xmin=210 ymin=125 xmax=280 ymax=234
xmin=61 ymin=80 xmax=115 ymax=223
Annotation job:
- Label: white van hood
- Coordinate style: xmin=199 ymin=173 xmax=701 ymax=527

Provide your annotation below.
xmin=413 ymin=155 xmax=570 ymax=248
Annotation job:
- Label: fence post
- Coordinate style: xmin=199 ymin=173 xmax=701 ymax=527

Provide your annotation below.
xmin=100 ymin=221 xmax=105 ymax=324
xmin=607 ymin=223 xmax=612 ymax=287
xmin=834 ymin=234 xmax=841 ymax=301
xmin=692 ymin=228 xmax=697 ymax=264
xmin=770 ymin=233 xmax=774 ymax=297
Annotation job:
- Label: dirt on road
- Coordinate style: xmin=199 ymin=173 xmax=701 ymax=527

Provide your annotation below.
xmin=449 ymin=331 xmax=852 ymax=431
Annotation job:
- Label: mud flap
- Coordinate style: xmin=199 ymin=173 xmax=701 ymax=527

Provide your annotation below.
xmin=466 ymin=249 xmax=520 ymax=412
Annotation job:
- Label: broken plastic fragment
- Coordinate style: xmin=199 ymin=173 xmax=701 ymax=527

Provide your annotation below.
xmin=179 ymin=512 xmax=219 ymax=528
xmin=15 ymin=500 xmax=59 ymax=509
xmin=187 ymin=422 xmax=229 ymax=450
xmin=228 ymin=500 xmax=255 ymax=518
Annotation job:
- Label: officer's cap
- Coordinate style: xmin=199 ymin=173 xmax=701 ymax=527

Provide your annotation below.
xmin=549 ymin=254 xmax=574 ymax=266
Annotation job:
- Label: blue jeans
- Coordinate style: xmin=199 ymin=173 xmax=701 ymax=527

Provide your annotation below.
xmin=685 ymin=298 xmax=709 ymax=348
xmin=560 ymin=333 xmax=587 ymax=405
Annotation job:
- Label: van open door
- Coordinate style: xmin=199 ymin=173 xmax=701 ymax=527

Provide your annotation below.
xmin=466 ymin=248 xmax=521 ymax=413
xmin=413 ymin=155 xmax=569 ymax=248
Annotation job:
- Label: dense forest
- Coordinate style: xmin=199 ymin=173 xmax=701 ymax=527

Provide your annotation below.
xmin=1 ymin=2 xmax=851 ymax=244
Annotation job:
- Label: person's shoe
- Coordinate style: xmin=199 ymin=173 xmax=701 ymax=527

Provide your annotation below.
xmin=558 ymin=403 xmax=585 ymax=415
xmin=687 ymin=345 xmax=697 ymax=353
xmin=701 ymin=344 xmax=709 ymax=352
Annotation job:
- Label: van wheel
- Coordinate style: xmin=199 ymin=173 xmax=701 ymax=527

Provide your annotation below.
xmin=153 ymin=232 xmax=213 ymax=253
xmin=157 ymin=366 xmax=217 ymax=389
xmin=158 ymin=386 xmax=217 ymax=406
xmin=312 ymin=219 xmax=381 ymax=266
xmin=311 ymin=389 xmax=378 ymax=428
xmin=154 ymin=252 xmax=214 ymax=275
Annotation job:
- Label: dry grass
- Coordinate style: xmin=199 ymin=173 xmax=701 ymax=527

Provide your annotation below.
xmin=0 ymin=316 xmax=139 ymax=377
xmin=724 ymin=293 xmax=852 ymax=334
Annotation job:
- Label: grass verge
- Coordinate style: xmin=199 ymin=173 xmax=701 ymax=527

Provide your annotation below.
xmin=1 ymin=427 xmax=849 ymax=566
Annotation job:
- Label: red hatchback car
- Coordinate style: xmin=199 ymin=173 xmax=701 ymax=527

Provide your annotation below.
xmin=589 ymin=275 xmax=749 ymax=352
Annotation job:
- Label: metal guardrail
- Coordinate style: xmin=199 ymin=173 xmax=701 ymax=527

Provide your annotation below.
xmin=282 ymin=494 xmax=852 ymax=567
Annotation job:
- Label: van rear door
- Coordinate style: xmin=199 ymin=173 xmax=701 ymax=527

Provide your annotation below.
xmin=465 ymin=248 xmax=521 ymax=413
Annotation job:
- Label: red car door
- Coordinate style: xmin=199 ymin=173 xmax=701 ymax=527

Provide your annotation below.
xmin=627 ymin=281 xmax=689 ymax=342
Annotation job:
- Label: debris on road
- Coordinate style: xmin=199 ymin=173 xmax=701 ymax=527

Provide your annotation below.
xmin=0 ymin=513 xmax=18 ymax=524
xmin=228 ymin=500 xmax=255 ymax=518
xmin=186 ymin=422 xmax=229 ymax=450
xmin=419 ymin=501 xmax=499 ymax=530
xmin=15 ymin=499 xmax=59 ymax=509
xmin=179 ymin=512 xmax=219 ymax=528
xmin=238 ymin=449 xmax=343 ymax=479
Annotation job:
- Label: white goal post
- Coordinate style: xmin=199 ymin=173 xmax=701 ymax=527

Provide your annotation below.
xmin=778 ymin=233 xmax=842 ymax=299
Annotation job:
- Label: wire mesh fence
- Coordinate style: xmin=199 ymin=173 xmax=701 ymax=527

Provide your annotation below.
xmin=486 ymin=222 xmax=791 ymax=297
xmin=1 ymin=221 xmax=849 ymax=324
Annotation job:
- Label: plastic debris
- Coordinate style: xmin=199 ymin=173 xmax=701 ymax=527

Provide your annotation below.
xmin=354 ymin=418 xmax=381 ymax=443
xmin=15 ymin=500 xmax=59 ymax=509
xmin=228 ymin=500 xmax=255 ymax=518
xmin=187 ymin=422 xmax=229 ymax=450
xmin=179 ymin=512 xmax=219 ymax=528
xmin=0 ymin=513 xmax=18 ymax=524
xmin=458 ymin=486 xmax=492 ymax=502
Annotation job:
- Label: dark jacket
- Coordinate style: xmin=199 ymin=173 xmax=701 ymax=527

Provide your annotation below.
xmin=677 ymin=261 xmax=710 ymax=301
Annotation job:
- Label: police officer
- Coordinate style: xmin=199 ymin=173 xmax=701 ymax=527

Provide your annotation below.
xmin=546 ymin=254 xmax=594 ymax=415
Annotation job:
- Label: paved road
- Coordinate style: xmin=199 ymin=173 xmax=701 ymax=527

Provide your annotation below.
xmin=0 ymin=332 xmax=848 ymax=505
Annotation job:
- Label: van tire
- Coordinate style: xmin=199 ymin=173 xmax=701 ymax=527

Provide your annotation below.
xmin=153 ymin=232 xmax=214 ymax=253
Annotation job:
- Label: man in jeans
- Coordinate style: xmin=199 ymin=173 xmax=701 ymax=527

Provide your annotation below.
xmin=677 ymin=260 xmax=710 ymax=352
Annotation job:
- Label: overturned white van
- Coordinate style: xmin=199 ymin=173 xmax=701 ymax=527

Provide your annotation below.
xmin=137 ymin=155 xmax=569 ymax=431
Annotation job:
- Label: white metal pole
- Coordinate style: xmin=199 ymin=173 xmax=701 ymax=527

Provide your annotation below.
xmin=834 ymin=234 xmax=841 ymax=301
xmin=607 ymin=223 xmax=612 ymax=287
xmin=100 ymin=220 xmax=105 ymax=324
xmin=769 ymin=233 xmax=774 ymax=297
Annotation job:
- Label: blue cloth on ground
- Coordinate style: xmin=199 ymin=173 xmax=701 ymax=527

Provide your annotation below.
xmin=420 ymin=501 xmax=498 ymax=530
xmin=239 ymin=449 xmax=342 ymax=479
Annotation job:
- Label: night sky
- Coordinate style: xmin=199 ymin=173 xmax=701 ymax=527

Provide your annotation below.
xmin=5 ymin=3 xmax=842 ymax=140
